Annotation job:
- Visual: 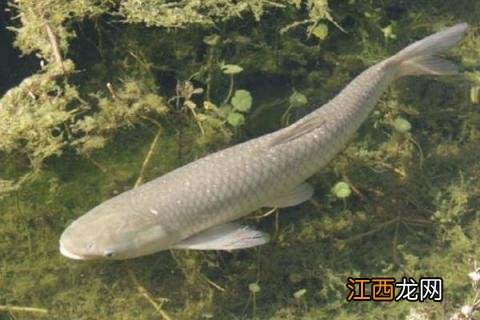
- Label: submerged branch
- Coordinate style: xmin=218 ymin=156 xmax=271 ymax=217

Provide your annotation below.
xmin=0 ymin=172 xmax=35 ymax=197
xmin=44 ymin=21 xmax=65 ymax=74
xmin=126 ymin=266 xmax=172 ymax=320
xmin=135 ymin=128 xmax=162 ymax=187
xmin=0 ymin=305 xmax=48 ymax=314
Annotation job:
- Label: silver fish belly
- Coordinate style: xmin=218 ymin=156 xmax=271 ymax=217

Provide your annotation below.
xmin=59 ymin=23 xmax=468 ymax=260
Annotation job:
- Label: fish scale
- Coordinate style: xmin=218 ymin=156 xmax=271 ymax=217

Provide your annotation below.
xmin=140 ymin=63 xmax=389 ymax=237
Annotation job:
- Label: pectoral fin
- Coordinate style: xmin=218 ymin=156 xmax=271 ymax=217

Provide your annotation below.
xmin=264 ymin=182 xmax=314 ymax=208
xmin=172 ymin=223 xmax=270 ymax=251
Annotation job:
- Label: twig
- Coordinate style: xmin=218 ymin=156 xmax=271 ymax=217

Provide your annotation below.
xmin=280 ymin=19 xmax=310 ymax=34
xmin=338 ymin=218 xmax=399 ymax=243
xmin=274 ymin=209 xmax=280 ymax=239
xmin=408 ymin=136 xmax=424 ymax=170
xmin=201 ymin=274 xmax=225 ymax=292
xmin=205 ymin=48 xmax=215 ymax=101
xmin=342 ymin=174 xmax=365 ymax=199
xmin=0 ymin=172 xmax=35 ymax=197
xmin=126 ymin=266 xmax=172 ymax=320
xmin=135 ymin=128 xmax=162 ymax=187
xmin=106 ymin=82 xmax=118 ymax=99
xmin=0 ymin=305 xmax=48 ymax=314
xmin=281 ymin=103 xmax=294 ymax=126
xmin=391 ymin=218 xmax=401 ymax=266
xmin=249 ymin=207 xmax=278 ymax=220
xmin=374 ymin=161 xmax=406 ymax=177
xmin=402 ymin=217 xmax=433 ymax=226
xmin=85 ymin=154 xmax=107 ymax=173
xmin=188 ymin=106 xmax=206 ymax=136
xmin=308 ymin=197 xmax=322 ymax=209
xmin=168 ymin=250 xmax=192 ymax=281
xmin=223 ymin=74 xmax=234 ymax=105
xmin=140 ymin=115 xmax=162 ymax=128
xmin=44 ymin=21 xmax=65 ymax=74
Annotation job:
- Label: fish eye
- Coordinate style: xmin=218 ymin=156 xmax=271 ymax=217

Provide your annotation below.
xmin=104 ymin=250 xmax=116 ymax=258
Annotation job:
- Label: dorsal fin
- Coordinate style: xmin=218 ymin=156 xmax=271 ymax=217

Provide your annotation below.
xmin=267 ymin=114 xmax=326 ymax=148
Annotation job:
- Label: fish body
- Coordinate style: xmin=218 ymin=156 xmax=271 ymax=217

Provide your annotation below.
xmin=60 ymin=23 xmax=468 ymax=260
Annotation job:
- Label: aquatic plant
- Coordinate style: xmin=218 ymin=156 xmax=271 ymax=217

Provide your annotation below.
xmin=332 ymin=181 xmax=352 ymax=199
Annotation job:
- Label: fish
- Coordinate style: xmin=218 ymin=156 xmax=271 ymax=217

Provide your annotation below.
xmin=59 ymin=23 xmax=468 ymax=260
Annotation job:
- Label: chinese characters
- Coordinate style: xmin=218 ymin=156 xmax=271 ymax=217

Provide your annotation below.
xmin=346 ymin=277 xmax=443 ymax=302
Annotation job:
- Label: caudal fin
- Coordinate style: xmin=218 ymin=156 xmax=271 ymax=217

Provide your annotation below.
xmin=388 ymin=23 xmax=468 ymax=77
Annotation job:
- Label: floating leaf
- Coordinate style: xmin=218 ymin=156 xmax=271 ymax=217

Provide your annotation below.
xmin=312 ymin=24 xmax=329 ymax=40
xmin=392 ymin=117 xmax=411 ymax=133
xmin=231 ymin=89 xmax=252 ymax=112
xmin=192 ymin=87 xmax=204 ymax=95
xmin=469 ymin=271 xmax=480 ymax=282
xmin=203 ymin=101 xmax=217 ymax=110
xmin=217 ymin=105 xmax=231 ymax=118
xmin=332 ymin=181 xmax=351 ymax=199
xmin=289 ymin=273 xmax=304 ymax=284
xmin=470 ymin=86 xmax=480 ymax=104
xmin=293 ymin=289 xmax=307 ymax=299
xmin=248 ymin=283 xmax=261 ymax=293
xmin=289 ymin=92 xmax=308 ymax=108
xmin=381 ymin=25 xmax=396 ymax=40
xmin=195 ymin=113 xmax=208 ymax=121
xmin=203 ymin=34 xmax=220 ymax=46
xmin=227 ymin=112 xmax=245 ymax=127
xmin=222 ymin=64 xmax=243 ymax=75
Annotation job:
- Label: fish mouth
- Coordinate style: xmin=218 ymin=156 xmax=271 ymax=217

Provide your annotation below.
xmin=59 ymin=240 xmax=89 ymax=260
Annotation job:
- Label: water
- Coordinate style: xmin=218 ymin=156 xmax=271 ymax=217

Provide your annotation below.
xmin=1 ymin=1 xmax=479 ymax=319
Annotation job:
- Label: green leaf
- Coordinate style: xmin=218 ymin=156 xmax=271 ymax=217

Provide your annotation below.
xmin=203 ymin=101 xmax=216 ymax=110
xmin=293 ymin=289 xmax=307 ymax=299
xmin=332 ymin=181 xmax=351 ymax=199
xmin=312 ymin=24 xmax=329 ymax=40
xmin=470 ymin=86 xmax=480 ymax=104
xmin=217 ymin=105 xmax=231 ymax=118
xmin=231 ymin=90 xmax=252 ymax=112
xmin=392 ymin=117 xmax=411 ymax=133
xmin=248 ymin=283 xmax=261 ymax=293
xmin=289 ymin=92 xmax=308 ymax=108
xmin=203 ymin=34 xmax=220 ymax=46
xmin=381 ymin=25 xmax=397 ymax=40
xmin=195 ymin=113 xmax=208 ymax=121
xmin=222 ymin=64 xmax=243 ymax=75
xmin=227 ymin=112 xmax=245 ymax=127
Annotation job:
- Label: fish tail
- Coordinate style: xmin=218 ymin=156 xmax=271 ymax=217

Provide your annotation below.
xmin=387 ymin=23 xmax=468 ymax=78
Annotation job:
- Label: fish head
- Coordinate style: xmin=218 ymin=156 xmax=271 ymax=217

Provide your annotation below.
xmin=59 ymin=200 xmax=174 ymax=260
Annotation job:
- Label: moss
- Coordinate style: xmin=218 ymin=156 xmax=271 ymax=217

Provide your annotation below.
xmin=119 ymin=0 xmax=336 ymax=29
xmin=1 ymin=0 xmax=480 ymax=319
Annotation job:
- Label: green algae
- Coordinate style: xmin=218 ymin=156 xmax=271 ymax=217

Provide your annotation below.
xmin=1 ymin=0 xmax=480 ymax=319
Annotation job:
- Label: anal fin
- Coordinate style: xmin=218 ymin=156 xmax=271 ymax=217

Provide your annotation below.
xmin=264 ymin=182 xmax=314 ymax=208
xmin=172 ymin=223 xmax=270 ymax=251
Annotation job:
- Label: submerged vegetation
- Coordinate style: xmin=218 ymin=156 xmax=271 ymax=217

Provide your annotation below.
xmin=0 ymin=0 xmax=479 ymax=319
